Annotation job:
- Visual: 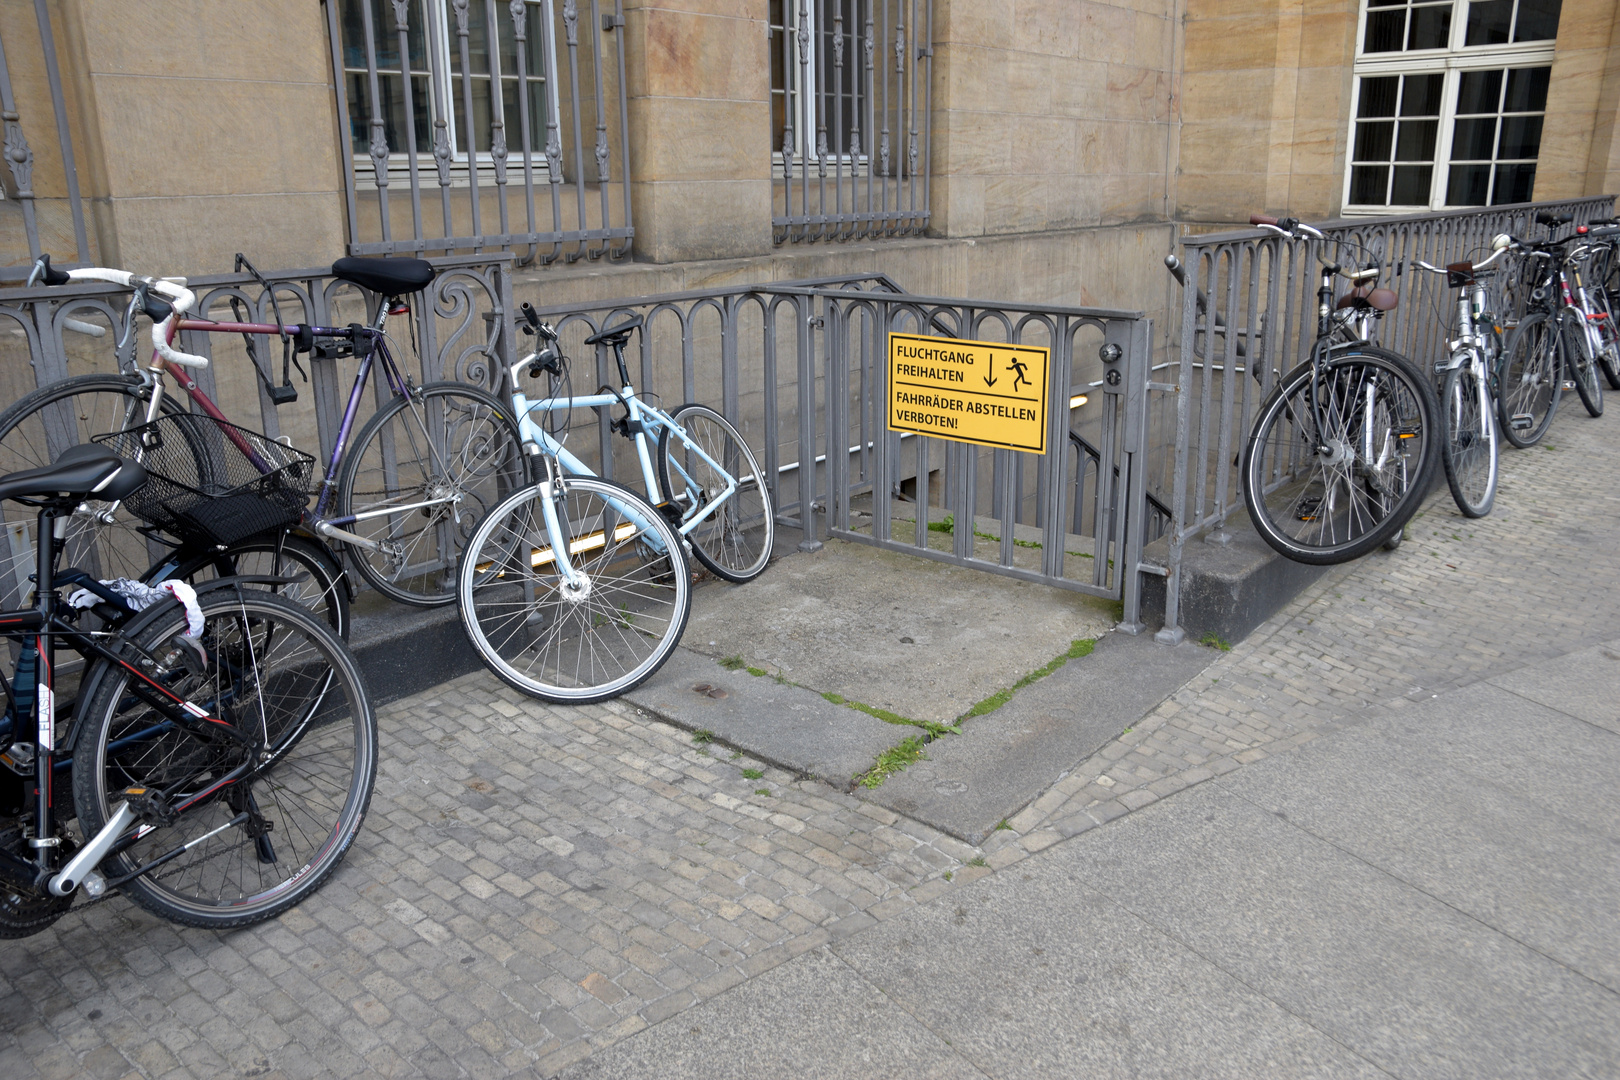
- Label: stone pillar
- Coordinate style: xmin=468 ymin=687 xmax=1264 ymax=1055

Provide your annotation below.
xmin=621 ymin=0 xmax=772 ymax=263
xmin=54 ymin=0 xmax=346 ymax=274
xmin=1538 ymin=0 xmax=1620 ymax=198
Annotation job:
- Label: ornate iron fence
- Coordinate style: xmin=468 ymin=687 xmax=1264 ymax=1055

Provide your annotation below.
xmin=771 ymin=0 xmax=933 ymax=243
xmin=326 ymin=0 xmax=633 ymax=263
xmin=1156 ymin=195 xmax=1617 ymax=643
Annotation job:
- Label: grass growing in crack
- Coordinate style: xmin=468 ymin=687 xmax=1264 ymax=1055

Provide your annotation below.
xmin=719 ymin=655 xmax=745 ymax=670
xmin=966 ymin=855 xmax=988 ymax=868
xmin=821 ymin=692 xmax=958 ymax=736
xmin=957 ymin=639 xmax=1096 ymax=722
xmin=692 ymin=729 xmax=715 ymax=746
xmin=741 ymin=768 xmax=764 ymax=780
xmin=1199 ymin=632 xmax=1232 ymax=651
xmin=754 ymin=789 xmax=771 ymax=796
xmin=856 ymin=735 xmax=928 ymax=788
xmin=995 ymin=819 xmax=1012 ymax=831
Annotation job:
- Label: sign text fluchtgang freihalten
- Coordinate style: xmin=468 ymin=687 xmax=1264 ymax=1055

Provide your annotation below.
xmin=886 ymin=332 xmax=1050 ymax=453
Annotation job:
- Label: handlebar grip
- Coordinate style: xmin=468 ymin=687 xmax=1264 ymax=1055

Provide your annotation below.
xmin=1249 ymin=214 xmax=1279 ymax=227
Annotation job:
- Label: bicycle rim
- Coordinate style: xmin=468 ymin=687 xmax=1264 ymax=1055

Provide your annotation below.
xmin=169 ymin=534 xmax=350 ymax=638
xmin=73 ymin=590 xmax=376 ymax=928
xmin=1440 ymin=363 xmax=1498 ymax=518
xmin=1241 ymin=350 xmax=1433 ymax=564
xmin=657 ymin=405 xmax=775 ymax=583
xmin=1563 ymin=315 xmax=1604 ymax=417
xmin=458 ymin=477 xmax=692 ymax=703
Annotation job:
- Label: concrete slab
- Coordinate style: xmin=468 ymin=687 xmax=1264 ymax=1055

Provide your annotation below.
xmin=831 ymin=847 xmax=1387 ymax=1079
xmin=557 ymin=946 xmax=987 ymax=1080
xmin=679 ymin=538 xmax=1118 ymax=726
xmin=623 ymin=648 xmax=901 ymax=786
xmin=1487 ymin=641 xmax=1620 ymax=734
xmin=1056 ymin=782 xmax=1620 ymax=1079
xmin=863 ymin=630 xmax=1220 ymax=842
xmin=1217 ymin=684 xmax=1620 ymax=992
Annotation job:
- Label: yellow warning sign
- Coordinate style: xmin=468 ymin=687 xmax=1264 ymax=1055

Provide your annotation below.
xmin=887 ymin=332 xmax=1050 ymax=453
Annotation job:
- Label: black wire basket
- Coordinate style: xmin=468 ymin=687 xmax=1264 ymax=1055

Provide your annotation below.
xmin=95 ymin=414 xmax=315 ymax=548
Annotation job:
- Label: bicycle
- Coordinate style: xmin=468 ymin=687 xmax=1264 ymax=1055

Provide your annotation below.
xmin=1409 ymin=236 xmax=1512 ymax=518
xmin=1240 ymin=215 xmax=1440 ymax=564
xmin=0 ymin=262 xmax=350 ymax=636
xmin=12 ymin=254 xmax=528 ymax=608
xmin=0 ymin=443 xmax=376 ymax=936
xmin=454 ymin=312 xmax=729 ymax=703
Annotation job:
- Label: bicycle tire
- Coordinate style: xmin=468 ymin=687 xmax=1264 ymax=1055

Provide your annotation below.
xmin=1589 ymin=275 xmax=1620 ymax=390
xmin=336 ymin=381 xmax=527 ymax=607
xmin=1497 ymin=312 xmax=1560 ymax=448
xmin=457 ymin=475 xmax=692 ymax=704
xmin=166 ymin=533 xmax=350 ymax=638
xmin=0 ymin=373 xmax=190 ymax=612
xmin=1562 ymin=311 xmax=1604 ymax=417
xmin=655 ymin=404 xmax=775 ymax=583
xmin=1439 ymin=362 xmax=1498 ymax=518
xmin=71 ymin=587 xmax=375 ymax=929
xmin=1240 ymin=347 xmax=1438 ymax=565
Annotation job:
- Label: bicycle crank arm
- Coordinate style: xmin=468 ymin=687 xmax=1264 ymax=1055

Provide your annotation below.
xmin=48 ymin=801 xmax=136 ymax=896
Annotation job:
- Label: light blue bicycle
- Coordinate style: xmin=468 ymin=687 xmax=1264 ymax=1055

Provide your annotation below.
xmin=454 ymin=309 xmax=772 ymax=703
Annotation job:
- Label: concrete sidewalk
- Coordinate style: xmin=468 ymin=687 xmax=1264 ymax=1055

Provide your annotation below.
xmin=3 ymin=402 xmax=1617 ymax=1079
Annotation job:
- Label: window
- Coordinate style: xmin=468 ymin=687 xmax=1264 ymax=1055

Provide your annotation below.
xmin=1346 ymin=0 xmax=1560 ymax=212
xmin=770 ymin=0 xmax=868 ymax=165
xmin=338 ymin=0 xmax=560 ymax=182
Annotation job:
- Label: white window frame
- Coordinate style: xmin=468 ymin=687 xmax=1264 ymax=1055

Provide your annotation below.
xmin=770 ymin=0 xmax=871 ymax=169
xmin=1344 ymin=0 xmax=1557 ymax=215
xmin=344 ymin=0 xmax=562 ymax=188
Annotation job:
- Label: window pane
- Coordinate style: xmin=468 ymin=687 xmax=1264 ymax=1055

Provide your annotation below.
xmin=1497 ymin=114 xmax=1544 ymax=158
xmin=1493 ymin=162 xmax=1536 ymax=203
xmin=1351 ymin=165 xmax=1390 ymax=204
xmin=1359 ymin=76 xmax=1400 ymax=117
xmin=1407 ymin=5 xmax=1451 ymax=49
xmin=1456 ymin=70 xmax=1503 ymax=114
xmin=1514 ymin=0 xmax=1561 ymax=42
xmin=1355 ymin=120 xmax=1395 ymax=161
xmin=1466 ymin=0 xmax=1512 ymax=45
xmin=1365 ymin=10 xmax=1405 ymax=52
xmin=1504 ymin=66 xmax=1550 ymax=112
xmin=1401 ymin=73 xmax=1445 ymax=116
xmin=1392 ymin=164 xmax=1433 ymax=203
xmin=1452 ymin=117 xmax=1499 ymax=160
xmin=1448 ymin=163 xmax=1491 ymax=204
xmin=1396 ymin=119 xmax=1438 ymax=160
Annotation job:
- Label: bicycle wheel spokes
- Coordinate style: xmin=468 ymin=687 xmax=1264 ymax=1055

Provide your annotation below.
xmin=75 ymin=591 xmax=375 ymax=928
xmin=1441 ymin=363 xmax=1498 ymax=518
xmin=657 ymin=404 xmax=774 ymax=582
xmin=339 ymin=383 xmax=525 ymax=606
xmin=460 ymin=477 xmax=691 ymax=703
xmin=1498 ymin=313 xmax=1559 ymax=447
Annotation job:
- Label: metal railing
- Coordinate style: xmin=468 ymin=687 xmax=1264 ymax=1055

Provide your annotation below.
xmin=326 ymin=0 xmax=633 ymax=263
xmin=0 ymin=2 xmax=91 ymax=275
xmin=518 ymin=279 xmax=1155 ymax=623
xmin=1157 ymin=195 xmax=1617 ymax=642
xmin=771 ymin=0 xmax=933 ymax=243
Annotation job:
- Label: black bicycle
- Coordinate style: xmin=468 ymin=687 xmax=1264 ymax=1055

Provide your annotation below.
xmin=1240 ymin=215 xmax=1440 ymax=564
xmin=0 ymin=444 xmax=375 ymax=936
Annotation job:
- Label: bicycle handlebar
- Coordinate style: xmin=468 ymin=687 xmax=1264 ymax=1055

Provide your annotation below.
xmin=54 ymin=266 xmax=209 ymax=368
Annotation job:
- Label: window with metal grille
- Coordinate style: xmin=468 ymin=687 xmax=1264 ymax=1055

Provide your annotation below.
xmin=1346 ymin=0 xmax=1559 ymax=211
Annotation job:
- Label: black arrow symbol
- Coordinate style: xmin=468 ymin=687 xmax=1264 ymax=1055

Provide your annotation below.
xmin=983 ymin=353 xmax=997 ymax=388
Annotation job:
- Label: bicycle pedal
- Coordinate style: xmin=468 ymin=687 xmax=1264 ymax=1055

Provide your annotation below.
xmin=1509 ymin=413 xmax=1534 ymax=429
xmin=121 ymin=786 xmax=177 ymax=828
xmin=1295 ymin=496 xmax=1322 ymax=522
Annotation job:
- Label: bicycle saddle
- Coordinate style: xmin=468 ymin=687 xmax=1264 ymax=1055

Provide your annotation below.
xmin=1335 ymin=286 xmax=1398 ymax=312
xmin=584 ymin=314 xmax=643 ymax=346
xmin=331 ymin=256 xmax=436 ymax=297
xmin=0 ymin=444 xmax=147 ymax=505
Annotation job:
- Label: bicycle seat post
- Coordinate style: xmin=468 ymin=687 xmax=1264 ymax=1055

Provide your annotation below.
xmin=613 ymin=340 xmax=632 ymax=388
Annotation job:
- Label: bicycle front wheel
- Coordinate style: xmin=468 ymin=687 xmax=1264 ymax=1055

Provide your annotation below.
xmin=0 ymin=373 xmax=186 ymax=612
xmin=1562 ymin=312 xmax=1604 ymax=417
xmin=72 ymin=587 xmax=376 ymax=929
xmin=1498 ymin=313 xmax=1560 ymax=447
xmin=336 ymin=382 xmax=527 ymax=607
xmin=656 ymin=404 xmax=775 ymax=582
xmin=1241 ymin=348 xmax=1437 ymax=565
xmin=458 ymin=476 xmax=692 ymax=703
xmin=1440 ymin=362 xmax=1498 ymax=518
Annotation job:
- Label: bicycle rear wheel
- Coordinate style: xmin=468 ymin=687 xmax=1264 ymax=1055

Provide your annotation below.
xmin=72 ymin=587 xmax=376 ymax=929
xmin=1590 ymin=276 xmax=1620 ymax=390
xmin=1562 ymin=312 xmax=1604 ymax=417
xmin=656 ymin=404 xmax=775 ymax=583
xmin=1241 ymin=347 xmax=1437 ymax=565
xmin=1497 ymin=313 xmax=1560 ymax=448
xmin=1439 ymin=362 xmax=1498 ymax=518
xmin=164 ymin=533 xmax=350 ymax=638
xmin=458 ymin=476 xmax=691 ymax=703
xmin=336 ymin=382 xmax=527 ymax=607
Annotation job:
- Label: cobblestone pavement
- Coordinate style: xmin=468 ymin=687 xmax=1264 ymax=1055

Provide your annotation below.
xmin=3 ymin=409 xmax=1616 ymax=1079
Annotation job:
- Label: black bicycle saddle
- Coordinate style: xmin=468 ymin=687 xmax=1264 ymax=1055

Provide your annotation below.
xmin=0 ymin=444 xmax=147 ymax=505
xmin=584 ymin=314 xmax=643 ymax=346
xmin=331 ymin=257 xmax=436 ymax=297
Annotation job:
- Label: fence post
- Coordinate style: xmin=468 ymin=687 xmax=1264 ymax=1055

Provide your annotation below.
xmin=1118 ymin=316 xmax=1152 ymax=635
